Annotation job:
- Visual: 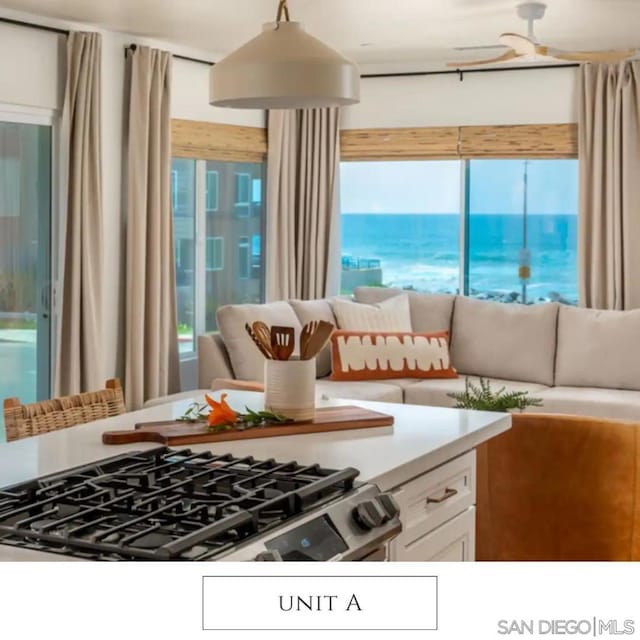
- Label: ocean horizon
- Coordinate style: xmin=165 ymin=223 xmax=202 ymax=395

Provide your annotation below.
xmin=341 ymin=212 xmax=578 ymax=303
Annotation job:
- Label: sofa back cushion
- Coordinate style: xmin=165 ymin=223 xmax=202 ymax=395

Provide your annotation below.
xmin=216 ymin=301 xmax=302 ymax=382
xmin=354 ymin=287 xmax=455 ymax=334
xmin=450 ymin=297 xmax=558 ymax=386
xmin=288 ymin=298 xmax=337 ymax=378
xmin=555 ymin=305 xmax=640 ymax=391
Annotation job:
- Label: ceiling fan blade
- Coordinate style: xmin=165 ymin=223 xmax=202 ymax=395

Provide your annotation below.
xmin=446 ymin=49 xmax=521 ymax=68
xmin=547 ymin=48 xmax=637 ymax=63
xmin=498 ymin=32 xmax=537 ymax=55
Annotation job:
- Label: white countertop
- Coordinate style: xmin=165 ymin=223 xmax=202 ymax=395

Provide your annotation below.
xmin=0 ymin=391 xmax=510 ymax=560
xmin=0 ymin=390 xmax=510 ymax=493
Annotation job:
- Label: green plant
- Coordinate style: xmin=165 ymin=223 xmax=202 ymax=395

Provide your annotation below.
xmin=448 ymin=377 xmax=543 ymax=412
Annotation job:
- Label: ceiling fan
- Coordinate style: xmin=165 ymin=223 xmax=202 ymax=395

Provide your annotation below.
xmin=448 ymin=1 xmax=637 ymax=68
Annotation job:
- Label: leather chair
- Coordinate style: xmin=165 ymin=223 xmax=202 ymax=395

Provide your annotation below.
xmin=476 ymin=413 xmax=640 ymax=561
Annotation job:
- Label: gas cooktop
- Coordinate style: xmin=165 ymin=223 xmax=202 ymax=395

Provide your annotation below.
xmin=0 ymin=447 xmax=400 ymax=561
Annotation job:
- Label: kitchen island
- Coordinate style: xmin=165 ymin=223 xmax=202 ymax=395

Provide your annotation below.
xmin=0 ymin=390 xmax=510 ymax=561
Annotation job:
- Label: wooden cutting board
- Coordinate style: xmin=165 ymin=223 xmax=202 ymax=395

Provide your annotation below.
xmin=102 ymin=405 xmax=394 ymax=446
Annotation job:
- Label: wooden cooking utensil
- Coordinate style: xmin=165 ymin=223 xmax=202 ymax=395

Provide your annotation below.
xmin=271 ymin=325 xmax=295 ymax=360
xmin=245 ymin=323 xmax=274 ymax=359
xmin=252 ymin=321 xmax=274 ymax=358
xmin=300 ymin=320 xmax=318 ymax=360
xmin=304 ymin=320 xmax=335 ymax=360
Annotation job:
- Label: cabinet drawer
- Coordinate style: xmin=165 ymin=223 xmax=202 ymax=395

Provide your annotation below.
xmin=392 ymin=451 xmax=475 ymax=548
xmin=392 ymin=507 xmax=475 ymax=562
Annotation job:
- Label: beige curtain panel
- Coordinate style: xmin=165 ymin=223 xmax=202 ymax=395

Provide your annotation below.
xmin=55 ymin=31 xmax=104 ymax=396
xmin=124 ymin=45 xmax=180 ymax=409
xmin=579 ymin=61 xmax=640 ymax=310
xmin=266 ymin=108 xmax=341 ymax=301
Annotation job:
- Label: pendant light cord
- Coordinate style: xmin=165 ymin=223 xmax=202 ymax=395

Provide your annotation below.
xmin=276 ymin=0 xmax=291 ymax=22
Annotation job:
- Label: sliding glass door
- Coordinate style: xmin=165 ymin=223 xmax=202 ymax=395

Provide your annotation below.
xmin=0 ymin=118 xmax=52 ymax=440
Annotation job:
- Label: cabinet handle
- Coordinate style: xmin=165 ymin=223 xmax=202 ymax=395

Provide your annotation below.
xmin=426 ymin=487 xmax=458 ymax=504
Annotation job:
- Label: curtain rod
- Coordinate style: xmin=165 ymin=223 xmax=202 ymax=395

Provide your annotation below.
xmin=0 ymin=15 xmax=69 ymax=36
xmin=124 ymin=44 xmax=578 ymax=78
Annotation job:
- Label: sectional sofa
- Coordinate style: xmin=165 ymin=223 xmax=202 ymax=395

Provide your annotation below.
xmin=195 ymin=287 xmax=640 ymax=421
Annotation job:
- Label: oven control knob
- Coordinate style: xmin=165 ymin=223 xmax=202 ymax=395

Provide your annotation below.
xmin=377 ymin=493 xmax=400 ymax=521
xmin=352 ymin=499 xmax=387 ymax=530
xmin=255 ymin=550 xmax=283 ymax=561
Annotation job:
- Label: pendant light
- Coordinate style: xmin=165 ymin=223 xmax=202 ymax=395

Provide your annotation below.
xmin=210 ymin=0 xmax=360 ymax=109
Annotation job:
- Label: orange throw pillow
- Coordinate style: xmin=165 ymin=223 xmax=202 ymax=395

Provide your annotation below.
xmin=330 ymin=330 xmax=458 ymax=381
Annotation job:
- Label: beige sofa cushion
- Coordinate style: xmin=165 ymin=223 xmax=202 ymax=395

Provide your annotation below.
xmin=555 ymin=306 xmax=640 ymax=391
xmin=316 ymin=379 xmax=403 ymax=404
xmin=288 ymin=298 xmax=336 ymax=378
xmin=534 ymin=386 xmax=640 ymax=421
xmin=354 ymin=287 xmax=455 ymax=333
xmin=450 ymin=297 xmax=558 ymax=386
xmin=216 ymin=301 xmax=302 ymax=382
xmin=404 ymin=376 xmax=550 ymax=408
xmin=331 ymin=295 xmax=412 ymax=331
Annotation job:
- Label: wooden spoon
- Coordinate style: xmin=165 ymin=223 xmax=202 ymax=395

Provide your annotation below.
xmin=300 ymin=321 xmax=318 ymax=360
xmin=304 ymin=320 xmax=335 ymax=360
xmin=245 ymin=323 xmax=274 ymax=359
xmin=271 ymin=325 xmax=295 ymax=361
xmin=252 ymin=321 xmax=273 ymax=358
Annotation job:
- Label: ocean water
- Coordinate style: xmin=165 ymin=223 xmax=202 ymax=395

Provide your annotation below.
xmin=341 ymin=213 xmax=578 ymax=303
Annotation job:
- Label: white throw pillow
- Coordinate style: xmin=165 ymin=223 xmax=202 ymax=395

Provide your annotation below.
xmin=216 ymin=301 xmax=302 ymax=382
xmin=330 ymin=295 xmax=412 ymax=332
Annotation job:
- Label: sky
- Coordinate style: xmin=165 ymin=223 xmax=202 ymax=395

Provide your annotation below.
xmin=340 ymin=159 xmax=579 ymax=215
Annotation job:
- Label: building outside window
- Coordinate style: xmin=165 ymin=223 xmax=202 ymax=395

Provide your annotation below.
xmin=206 ymin=170 xmax=219 ymax=212
xmin=238 ymin=236 xmax=250 ymax=279
xmin=235 ymin=172 xmax=251 ymax=217
xmin=171 ymin=158 xmax=265 ymax=356
xmin=206 ymin=236 xmax=224 ymax=271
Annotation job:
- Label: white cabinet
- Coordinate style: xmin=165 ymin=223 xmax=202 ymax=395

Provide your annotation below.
xmin=388 ymin=451 xmax=476 ymax=561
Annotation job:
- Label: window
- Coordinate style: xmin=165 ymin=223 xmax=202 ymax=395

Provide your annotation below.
xmin=340 ymin=161 xmax=462 ymax=295
xmin=340 ymin=158 xmax=578 ymax=304
xmin=238 ymin=236 xmax=250 ymax=279
xmin=171 ymin=158 xmax=265 ymax=354
xmin=171 ymin=159 xmax=193 ymax=215
xmin=466 ymin=159 xmax=578 ymax=305
xmin=206 ymin=236 xmax=224 ymax=271
xmin=0 ymin=116 xmax=53 ymax=441
xmin=235 ymin=172 xmax=251 ymax=217
xmin=206 ymin=170 xmax=218 ymax=212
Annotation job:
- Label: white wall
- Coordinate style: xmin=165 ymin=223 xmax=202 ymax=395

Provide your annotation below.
xmin=0 ymin=22 xmax=63 ymax=110
xmin=342 ymin=66 xmax=579 ymax=129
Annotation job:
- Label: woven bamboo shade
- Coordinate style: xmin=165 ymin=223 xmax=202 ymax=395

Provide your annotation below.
xmin=340 ymin=126 xmax=459 ymax=160
xmin=171 ymin=119 xmax=267 ymax=162
xmin=340 ymin=123 xmax=577 ymax=160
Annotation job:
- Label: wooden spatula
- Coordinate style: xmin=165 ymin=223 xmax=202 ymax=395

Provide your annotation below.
xmin=271 ymin=325 xmax=295 ymax=360
xmin=300 ymin=320 xmax=318 ymax=360
xmin=304 ymin=320 xmax=335 ymax=360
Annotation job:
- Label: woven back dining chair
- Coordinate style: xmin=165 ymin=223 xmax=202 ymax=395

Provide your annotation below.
xmin=3 ymin=378 xmax=127 ymax=442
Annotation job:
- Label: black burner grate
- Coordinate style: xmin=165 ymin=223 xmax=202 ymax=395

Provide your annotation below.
xmin=0 ymin=447 xmax=359 ymax=561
